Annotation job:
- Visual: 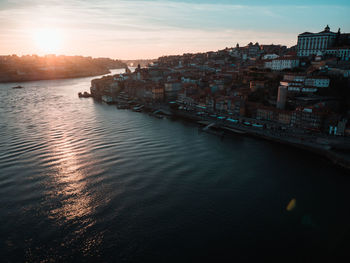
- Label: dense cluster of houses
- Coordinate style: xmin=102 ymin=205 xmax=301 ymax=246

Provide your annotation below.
xmin=91 ymin=26 xmax=350 ymax=136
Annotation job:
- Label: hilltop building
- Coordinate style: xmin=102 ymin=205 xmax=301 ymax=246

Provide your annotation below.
xmin=297 ymin=25 xmax=337 ymax=57
xmin=297 ymin=25 xmax=350 ymax=60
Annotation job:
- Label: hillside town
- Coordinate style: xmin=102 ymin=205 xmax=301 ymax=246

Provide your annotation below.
xmin=89 ymin=25 xmax=350 ymax=168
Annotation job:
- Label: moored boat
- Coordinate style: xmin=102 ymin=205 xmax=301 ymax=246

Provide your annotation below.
xmin=78 ymin=91 xmax=92 ymax=98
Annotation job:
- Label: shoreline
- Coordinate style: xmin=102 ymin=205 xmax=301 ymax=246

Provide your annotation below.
xmin=146 ymin=106 xmax=350 ymax=171
xmin=0 ymin=69 xmax=113 ymax=84
xmin=91 ymin=97 xmax=350 ymax=172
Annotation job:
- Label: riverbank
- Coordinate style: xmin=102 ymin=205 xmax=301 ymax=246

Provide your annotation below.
xmin=0 ymin=69 xmax=112 ymax=83
xmin=122 ymin=104 xmax=350 ymax=171
xmin=176 ymin=109 xmax=350 ymax=171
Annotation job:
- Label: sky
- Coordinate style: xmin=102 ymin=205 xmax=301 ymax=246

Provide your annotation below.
xmin=0 ymin=0 xmax=350 ymax=59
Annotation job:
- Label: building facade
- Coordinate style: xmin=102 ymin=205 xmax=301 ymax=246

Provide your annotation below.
xmin=304 ymin=76 xmax=330 ymax=88
xmin=297 ymin=25 xmax=350 ymax=60
xmin=279 ymin=74 xmax=329 ymax=94
xmin=297 ymin=25 xmax=337 ymax=57
xmin=325 ymin=46 xmax=350 ymax=60
xmin=264 ymin=57 xmax=299 ymax=71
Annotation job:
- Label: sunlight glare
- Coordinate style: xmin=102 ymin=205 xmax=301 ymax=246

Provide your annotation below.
xmin=34 ymin=28 xmax=63 ymax=54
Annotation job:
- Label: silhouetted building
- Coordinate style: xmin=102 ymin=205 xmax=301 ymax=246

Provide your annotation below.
xmin=297 ymin=25 xmax=337 ymax=57
xmin=277 ymin=86 xmax=288 ymax=109
xmin=297 ymin=25 xmax=350 ymax=60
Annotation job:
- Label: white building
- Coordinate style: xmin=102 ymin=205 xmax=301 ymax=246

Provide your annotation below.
xmin=279 ymin=74 xmax=329 ymax=94
xmin=264 ymin=57 xmax=299 ymax=71
xmin=297 ymin=25 xmax=337 ymax=57
xmin=283 ymin=74 xmax=306 ymax=83
xmin=262 ymin=54 xmax=279 ymax=60
xmin=279 ymin=81 xmax=306 ymax=93
xmin=304 ymin=76 xmax=330 ymax=88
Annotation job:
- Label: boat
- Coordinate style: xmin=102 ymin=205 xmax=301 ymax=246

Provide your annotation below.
xmin=153 ymin=114 xmax=164 ymax=119
xmin=197 ymin=120 xmax=210 ymax=126
xmin=101 ymin=95 xmax=116 ymax=104
xmin=202 ymin=126 xmax=225 ymax=137
xmin=78 ymin=91 xmax=91 ymax=98
xmin=149 ymin=110 xmax=165 ymax=119
xmin=222 ymin=127 xmax=247 ymax=135
xmin=132 ymin=105 xmax=144 ymax=112
xmin=12 ymin=85 xmax=24 ymax=89
xmin=227 ymin=118 xmax=239 ymax=123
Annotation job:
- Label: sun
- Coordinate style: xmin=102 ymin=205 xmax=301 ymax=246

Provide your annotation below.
xmin=34 ymin=28 xmax=63 ymax=54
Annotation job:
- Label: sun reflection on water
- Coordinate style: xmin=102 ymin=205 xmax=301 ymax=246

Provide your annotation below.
xmin=44 ymin=126 xmax=95 ymax=226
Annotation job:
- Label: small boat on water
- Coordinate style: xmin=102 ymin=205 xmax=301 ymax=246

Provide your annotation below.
xmin=223 ymin=127 xmax=246 ymax=135
xmin=132 ymin=105 xmax=144 ymax=112
xmin=153 ymin=114 xmax=164 ymax=119
xmin=12 ymin=85 xmax=24 ymax=89
xmin=149 ymin=112 xmax=164 ymax=119
xmin=78 ymin=91 xmax=91 ymax=98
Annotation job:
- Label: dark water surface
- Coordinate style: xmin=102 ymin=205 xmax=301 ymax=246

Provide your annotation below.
xmin=0 ymin=70 xmax=350 ymax=262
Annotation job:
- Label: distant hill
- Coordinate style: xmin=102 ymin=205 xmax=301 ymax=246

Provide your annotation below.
xmin=0 ymin=55 xmax=127 ymax=83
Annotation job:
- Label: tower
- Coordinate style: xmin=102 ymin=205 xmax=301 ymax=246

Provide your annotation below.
xmin=277 ymin=86 xmax=288 ymax=110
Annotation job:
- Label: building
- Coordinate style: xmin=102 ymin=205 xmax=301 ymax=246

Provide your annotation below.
xmin=256 ymin=106 xmax=292 ymax=126
xmin=277 ymin=86 xmax=288 ymax=109
xmin=256 ymin=107 xmax=275 ymax=121
xmin=277 ymin=111 xmax=292 ymax=125
xmin=279 ymin=81 xmax=304 ymax=93
xmin=262 ymin=54 xmax=279 ymax=60
xmin=297 ymin=25 xmax=337 ymax=57
xmin=152 ymin=86 xmax=164 ymax=101
xmin=260 ymin=44 xmax=288 ymax=56
xmin=247 ymin=42 xmax=260 ymax=58
xmin=164 ymin=81 xmax=182 ymax=101
xmin=264 ymin=57 xmax=299 ymax=71
xmin=250 ymin=80 xmax=266 ymax=92
xmin=90 ymin=76 xmax=120 ymax=101
xmin=325 ymin=46 xmax=350 ymax=61
xmin=279 ymin=74 xmax=330 ymax=94
xmin=304 ymin=76 xmax=330 ymax=88
xmin=227 ymin=97 xmax=245 ymax=116
xmin=283 ymin=73 xmax=306 ymax=82
xmin=291 ymin=108 xmax=325 ymax=130
xmin=297 ymin=25 xmax=350 ymax=59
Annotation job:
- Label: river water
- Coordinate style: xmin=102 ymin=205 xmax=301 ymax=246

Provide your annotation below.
xmin=0 ymin=69 xmax=349 ymax=262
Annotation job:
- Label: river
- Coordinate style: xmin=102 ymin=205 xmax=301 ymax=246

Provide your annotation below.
xmin=0 ymin=69 xmax=349 ymax=262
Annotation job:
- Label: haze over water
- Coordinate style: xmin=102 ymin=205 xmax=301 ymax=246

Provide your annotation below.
xmin=0 ymin=70 xmax=350 ymax=262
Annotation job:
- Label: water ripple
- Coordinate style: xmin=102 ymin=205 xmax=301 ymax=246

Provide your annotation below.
xmin=1 ymin=72 xmax=350 ymax=262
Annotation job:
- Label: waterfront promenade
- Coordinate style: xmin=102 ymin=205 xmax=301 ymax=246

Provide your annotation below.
xmin=158 ymin=106 xmax=350 ymax=171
